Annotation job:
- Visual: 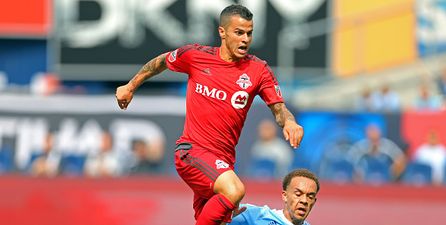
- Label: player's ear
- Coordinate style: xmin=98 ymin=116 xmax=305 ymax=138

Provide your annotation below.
xmin=218 ymin=26 xmax=226 ymax=39
xmin=281 ymin=190 xmax=287 ymax=202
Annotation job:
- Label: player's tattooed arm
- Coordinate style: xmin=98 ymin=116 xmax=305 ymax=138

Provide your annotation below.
xmin=268 ymin=102 xmax=296 ymax=128
xmin=269 ymin=102 xmax=304 ymax=148
xmin=127 ymin=53 xmax=168 ymax=92
xmin=116 ymin=53 xmax=168 ymax=110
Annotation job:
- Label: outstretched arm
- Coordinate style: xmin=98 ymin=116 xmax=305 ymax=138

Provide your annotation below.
xmin=116 ymin=53 xmax=168 ymax=109
xmin=268 ymin=102 xmax=304 ymax=148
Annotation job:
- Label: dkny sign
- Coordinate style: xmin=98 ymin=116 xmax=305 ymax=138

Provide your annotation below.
xmin=56 ymin=0 xmax=328 ymax=80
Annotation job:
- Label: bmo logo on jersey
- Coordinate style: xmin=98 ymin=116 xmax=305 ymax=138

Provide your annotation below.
xmin=231 ymin=91 xmax=249 ymax=109
xmin=195 ymin=83 xmax=227 ymax=100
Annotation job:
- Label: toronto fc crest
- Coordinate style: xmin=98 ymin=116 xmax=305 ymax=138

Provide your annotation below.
xmin=236 ymin=73 xmax=252 ymax=89
xmin=215 ymin=160 xmax=229 ymax=169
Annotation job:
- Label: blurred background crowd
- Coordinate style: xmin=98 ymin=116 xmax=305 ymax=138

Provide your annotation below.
xmin=1 ymin=0 xmax=446 ymax=188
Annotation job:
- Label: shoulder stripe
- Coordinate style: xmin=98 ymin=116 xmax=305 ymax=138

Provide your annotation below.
xmin=177 ymin=44 xmax=217 ymax=57
xmin=195 ymin=44 xmax=218 ymax=55
xmin=245 ymin=55 xmax=266 ymax=64
xmin=176 ymin=44 xmax=196 ymax=57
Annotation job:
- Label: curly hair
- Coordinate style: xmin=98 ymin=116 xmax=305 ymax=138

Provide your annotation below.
xmin=282 ymin=168 xmax=320 ymax=192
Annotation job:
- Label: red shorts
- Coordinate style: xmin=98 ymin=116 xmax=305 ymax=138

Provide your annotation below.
xmin=174 ymin=143 xmax=233 ymax=220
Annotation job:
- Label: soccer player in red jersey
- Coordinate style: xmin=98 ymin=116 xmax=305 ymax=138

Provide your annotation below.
xmin=116 ymin=4 xmax=304 ymax=225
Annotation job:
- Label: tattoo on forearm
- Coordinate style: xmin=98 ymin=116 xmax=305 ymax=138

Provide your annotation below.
xmin=270 ymin=103 xmax=296 ymax=127
xmin=128 ymin=53 xmax=167 ymax=91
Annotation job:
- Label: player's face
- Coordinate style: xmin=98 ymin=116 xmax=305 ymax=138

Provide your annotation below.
xmin=282 ymin=176 xmax=317 ymax=224
xmin=219 ymin=15 xmax=253 ymax=61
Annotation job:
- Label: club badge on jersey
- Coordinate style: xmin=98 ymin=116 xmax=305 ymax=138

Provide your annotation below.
xmin=215 ymin=159 xmax=229 ymax=169
xmin=236 ymin=73 xmax=252 ymax=89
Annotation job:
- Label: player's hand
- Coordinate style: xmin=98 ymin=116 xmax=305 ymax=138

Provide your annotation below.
xmin=116 ymin=84 xmax=134 ymax=110
xmin=283 ymin=120 xmax=304 ymax=149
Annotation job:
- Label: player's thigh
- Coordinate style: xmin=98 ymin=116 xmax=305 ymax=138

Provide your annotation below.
xmin=175 ymin=147 xmax=231 ymax=198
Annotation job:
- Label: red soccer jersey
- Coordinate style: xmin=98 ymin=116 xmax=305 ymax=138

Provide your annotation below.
xmin=166 ymin=44 xmax=283 ymax=165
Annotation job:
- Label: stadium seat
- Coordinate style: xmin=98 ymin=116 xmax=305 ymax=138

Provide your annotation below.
xmin=59 ymin=154 xmax=87 ymax=176
xmin=0 ymin=146 xmax=14 ymax=173
xmin=249 ymin=158 xmax=276 ymax=180
xmin=402 ymin=162 xmax=432 ymax=186
xmin=362 ymin=157 xmax=392 ymax=185
xmin=325 ymin=159 xmax=355 ymax=183
xmin=292 ymin=153 xmax=312 ymax=170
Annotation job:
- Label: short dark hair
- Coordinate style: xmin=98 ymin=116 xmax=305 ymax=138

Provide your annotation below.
xmin=282 ymin=169 xmax=320 ymax=193
xmin=219 ymin=4 xmax=253 ymax=27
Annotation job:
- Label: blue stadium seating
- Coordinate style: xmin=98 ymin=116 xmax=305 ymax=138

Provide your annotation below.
xmin=0 ymin=146 xmax=14 ymax=173
xmin=319 ymin=158 xmax=355 ymax=183
xmin=58 ymin=154 xmax=87 ymax=176
xmin=361 ymin=156 xmax=392 ymax=184
xmin=402 ymin=162 xmax=432 ymax=186
xmin=249 ymin=158 xmax=276 ymax=180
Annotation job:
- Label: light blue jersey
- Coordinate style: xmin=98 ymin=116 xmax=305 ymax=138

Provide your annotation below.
xmin=229 ymin=204 xmax=310 ymax=225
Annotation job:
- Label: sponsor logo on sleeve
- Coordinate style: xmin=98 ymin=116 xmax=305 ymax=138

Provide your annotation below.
xmin=168 ymin=49 xmax=178 ymax=62
xmin=274 ymin=85 xmax=282 ymax=97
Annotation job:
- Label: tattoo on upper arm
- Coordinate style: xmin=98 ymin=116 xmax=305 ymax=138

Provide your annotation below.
xmin=138 ymin=53 xmax=167 ymax=75
xmin=270 ymin=103 xmax=296 ymax=127
xmin=128 ymin=53 xmax=167 ymax=91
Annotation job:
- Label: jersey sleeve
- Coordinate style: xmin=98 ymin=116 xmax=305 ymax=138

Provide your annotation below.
xmin=228 ymin=204 xmax=254 ymax=224
xmin=258 ymin=64 xmax=284 ymax=105
xmin=165 ymin=44 xmax=195 ymax=74
xmin=229 ymin=213 xmax=248 ymax=225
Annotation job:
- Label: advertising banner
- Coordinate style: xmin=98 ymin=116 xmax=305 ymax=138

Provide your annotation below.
xmin=0 ymin=95 xmax=185 ymax=173
xmin=332 ymin=0 xmax=416 ymax=77
xmin=0 ymin=0 xmax=52 ymax=37
xmin=56 ymin=0 xmax=328 ymax=81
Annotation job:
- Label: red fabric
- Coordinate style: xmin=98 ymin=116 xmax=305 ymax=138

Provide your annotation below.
xmin=166 ymin=44 xmax=283 ymax=165
xmin=195 ymin=194 xmax=235 ymax=225
xmin=175 ymin=148 xmax=233 ymax=220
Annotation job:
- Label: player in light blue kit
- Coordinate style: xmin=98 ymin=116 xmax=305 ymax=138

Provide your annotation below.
xmin=228 ymin=169 xmax=319 ymax=225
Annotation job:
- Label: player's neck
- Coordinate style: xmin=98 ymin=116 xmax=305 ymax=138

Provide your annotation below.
xmin=219 ymin=46 xmax=240 ymax=63
xmin=283 ymin=209 xmax=304 ymax=225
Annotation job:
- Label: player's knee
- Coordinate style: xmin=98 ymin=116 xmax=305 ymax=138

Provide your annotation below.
xmin=214 ymin=171 xmax=246 ymax=205
xmin=220 ymin=180 xmax=245 ymax=205
xmin=230 ymin=181 xmax=246 ymax=200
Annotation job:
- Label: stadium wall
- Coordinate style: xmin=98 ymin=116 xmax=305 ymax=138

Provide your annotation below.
xmin=1 ymin=175 xmax=445 ymax=225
